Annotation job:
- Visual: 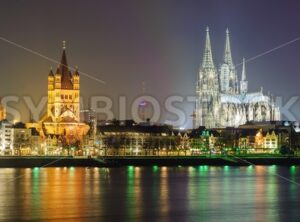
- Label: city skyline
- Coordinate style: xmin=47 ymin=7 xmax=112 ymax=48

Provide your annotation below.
xmin=0 ymin=2 xmax=300 ymax=221
xmin=0 ymin=1 xmax=300 ymax=128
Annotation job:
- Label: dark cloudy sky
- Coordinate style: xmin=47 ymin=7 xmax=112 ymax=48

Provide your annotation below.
xmin=0 ymin=0 xmax=300 ymax=128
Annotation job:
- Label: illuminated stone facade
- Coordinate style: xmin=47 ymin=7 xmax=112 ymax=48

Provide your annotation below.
xmin=28 ymin=42 xmax=89 ymax=146
xmin=194 ymin=28 xmax=281 ymax=128
xmin=0 ymin=119 xmax=12 ymax=153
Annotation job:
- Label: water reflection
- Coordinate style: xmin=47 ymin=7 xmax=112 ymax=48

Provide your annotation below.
xmin=126 ymin=166 xmax=142 ymax=221
xmin=159 ymin=166 xmax=169 ymax=220
xmin=0 ymin=166 xmax=298 ymax=221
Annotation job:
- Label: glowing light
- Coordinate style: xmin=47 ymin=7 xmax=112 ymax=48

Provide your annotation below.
xmin=161 ymin=166 xmax=167 ymax=171
xmin=152 ymin=165 xmax=159 ymax=172
xmin=139 ymin=101 xmax=148 ymax=107
xmin=290 ymin=166 xmax=296 ymax=174
xmin=247 ymin=165 xmax=254 ymax=174
xmin=198 ymin=165 xmax=209 ymax=176
xmin=267 ymin=165 xmax=276 ymax=173
xmin=33 ymin=167 xmax=40 ymax=178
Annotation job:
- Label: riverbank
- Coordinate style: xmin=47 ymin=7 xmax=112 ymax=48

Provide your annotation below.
xmin=0 ymin=156 xmax=299 ymax=167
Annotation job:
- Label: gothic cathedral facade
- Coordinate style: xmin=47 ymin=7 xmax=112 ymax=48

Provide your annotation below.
xmin=194 ymin=28 xmax=280 ymax=128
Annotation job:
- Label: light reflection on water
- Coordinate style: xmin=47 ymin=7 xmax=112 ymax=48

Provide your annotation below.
xmin=0 ymin=166 xmax=299 ymax=221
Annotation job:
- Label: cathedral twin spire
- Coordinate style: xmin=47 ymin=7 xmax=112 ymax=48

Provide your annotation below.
xmin=201 ymin=27 xmax=247 ymax=93
xmin=202 ymin=27 xmax=234 ymax=69
xmin=201 ymin=27 xmax=215 ymax=69
xmin=224 ymin=28 xmax=234 ymax=68
xmin=195 ymin=27 xmax=280 ymax=128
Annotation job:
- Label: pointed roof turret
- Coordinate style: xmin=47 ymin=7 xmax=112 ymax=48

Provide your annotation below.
xmin=224 ymin=28 xmax=234 ymax=68
xmin=241 ymin=58 xmax=246 ymax=81
xmin=74 ymin=66 xmax=80 ymax=76
xmin=201 ymin=27 xmax=215 ymax=69
xmin=48 ymin=66 xmax=54 ymax=77
xmin=59 ymin=41 xmax=73 ymax=89
xmin=240 ymin=57 xmax=248 ymax=94
xmin=55 ymin=65 xmax=60 ymax=75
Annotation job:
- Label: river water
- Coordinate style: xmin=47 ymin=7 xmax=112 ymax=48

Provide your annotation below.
xmin=0 ymin=166 xmax=299 ymax=221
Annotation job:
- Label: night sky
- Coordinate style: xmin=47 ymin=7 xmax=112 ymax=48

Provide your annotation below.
xmin=0 ymin=0 xmax=300 ymax=128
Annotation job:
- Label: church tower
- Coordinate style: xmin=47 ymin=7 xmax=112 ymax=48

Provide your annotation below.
xmin=219 ymin=29 xmax=238 ymax=94
xmin=41 ymin=41 xmax=89 ymax=143
xmin=47 ymin=41 xmax=80 ymax=122
xmin=195 ymin=27 xmax=219 ymax=128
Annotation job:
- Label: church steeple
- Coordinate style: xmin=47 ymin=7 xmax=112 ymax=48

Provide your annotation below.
xmin=240 ymin=58 xmax=248 ymax=94
xmin=224 ymin=28 xmax=234 ymax=68
xmin=202 ymin=27 xmax=215 ymax=69
xmin=196 ymin=27 xmax=219 ymax=129
xmin=241 ymin=57 xmax=246 ymax=81
xmin=60 ymin=41 xmax=68 ymax=74
xmin=59 ymin=41 xmax=73 ymax=89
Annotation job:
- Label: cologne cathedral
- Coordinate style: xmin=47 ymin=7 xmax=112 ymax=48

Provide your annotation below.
xmin=194 ymin=28 xmax=280 ymax=129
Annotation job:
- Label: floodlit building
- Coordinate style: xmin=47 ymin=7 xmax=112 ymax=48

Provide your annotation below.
xmin=0 ymin=119 xmax=13 ymax=154
xmin=11 ymin=122 xmax=31 ymax=155
xmin=29 ymin=127 xmax=43 ymax=155
xmin=264 ymin=131 xmax=278 ymax=149
xmin=194 ymin=27 xmax=280 ymax=129
xmin=95 ymin=120 xmax=190 ymax=156
xmin=27 ymin=42 xmax=89 ymax=147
